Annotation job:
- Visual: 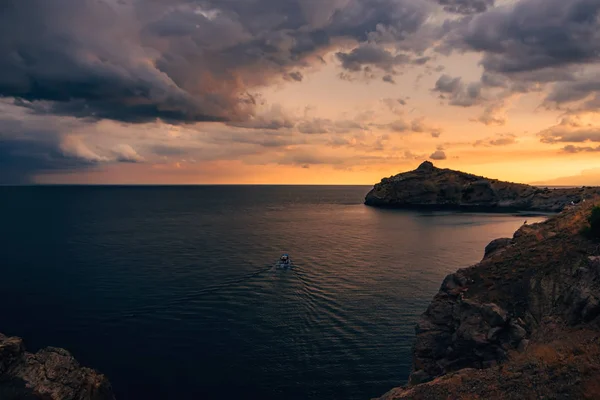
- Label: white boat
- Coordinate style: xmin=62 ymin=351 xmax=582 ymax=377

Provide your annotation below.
xmin=278 ymin=254 xmax=291 ymax=268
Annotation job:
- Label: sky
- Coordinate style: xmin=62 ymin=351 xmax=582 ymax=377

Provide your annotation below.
xmin=2 ymin=0 xmax=600 ymax=185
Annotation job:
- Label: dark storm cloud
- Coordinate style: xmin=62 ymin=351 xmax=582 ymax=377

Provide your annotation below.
xmin=437 ymin=0 xmax=495 ymax=14
xmin=336 ymin=44 xmax=412 ymax=73
xmin=434 ymin=74 xmax=483 ymax=106
xmin=0 ymin=106 xmax=148 ymax=183
xmin=287 ymin=72 xmax=304 ymax=82
xmin=0 ymin=118 xmax=100 ymax=184
xmin=0 ymin=0 xmax=234 ymax=124
xmin=150 ymin=144 xmax=190 ymax=157
xmin=0 ymin=0 xmax=433 ymax=124
xmin=0 ymin=138 xmax=84 ymax=184
xmin=456 ymin=0 xmax=600 ymax=74
xmin=432 ymin=0 xmax=600 ymax=121
xmin=545 ymin=77 xmax=600 ymax=111
xmin=435 ymin=74 xmax=462 ymax=93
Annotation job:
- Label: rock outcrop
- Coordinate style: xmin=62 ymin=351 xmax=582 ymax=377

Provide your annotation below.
xmin=365 ymin=161 xmax=600 ymax=212
xmin=0 ymin=333 xmax=115 ymax=400
xmin=375 ymin=199 xmax=600 ymax=399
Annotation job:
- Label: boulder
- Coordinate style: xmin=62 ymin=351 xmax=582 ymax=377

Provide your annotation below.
xmin=0 ymin=333 xmax=115 ymax=400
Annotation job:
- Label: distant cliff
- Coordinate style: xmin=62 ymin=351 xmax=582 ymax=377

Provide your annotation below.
xmin=374 ymin=199 xmax=600 ymax=400
xmin=0 ymin=333 xmax=115 ymax=400
xmin=365 ymin=161 xmax=599 ymax=212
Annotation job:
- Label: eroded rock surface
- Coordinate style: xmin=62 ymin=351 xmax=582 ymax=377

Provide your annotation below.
xmin=0 ymin=333 xmax=115 ymax=400
xmin=374 ymin=200 xmax=600 ymax=399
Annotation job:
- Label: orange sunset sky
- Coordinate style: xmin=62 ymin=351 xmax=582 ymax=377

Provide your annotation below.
xmin=2 ymin=0 xmax=600 ymax=185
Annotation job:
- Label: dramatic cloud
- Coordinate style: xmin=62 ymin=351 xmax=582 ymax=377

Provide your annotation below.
xmin=430 ymin=147 xmax=447 ymax=160
xmin=457 ymin=0 xmax=600 ymax=74
xmin=475 ymin=104 xmax=507 ymax=126
xmin=386 ymin=120 xmax=411 ymax=132
xmin=437 ymin=0 xmax=495 ymax=14
xmin=60 ymin=136 xmax=108 ymax=163
xmin=545 ymin=74 xmax=600 ymax=111
xmin=337 ymin=44 xmax=411 ymax=73
xmin=562 ymin=144 xmax=600 ymax=153
xmin=112 ymin=144 xmax=145 ymax=163
xmin=296 ymin=118 xmax=366 ymax=134
xmin=150 ymin=145 xmax=189 ymax=157
xmin=0 ymin=0 xmax=432 ymax=124
xmin=0 ymin=137 xmax=90 ymax=184
xmin=0 ymin=111 xmax=103 ymax=183
xmin=4 ymin=0 xmax=600 ymax=185
xmin=335 ymin=42 xmax=431 ymax=80
xmin=539 ymin=116 xmax=600 ymax=144
xmin=381 ymin=98 xmax=408 ymax=115
xmin=410 ymin=117 xmax=443 ymax=137
xmin=473 ymin=133 xmax=517 ymax=146
xmin=287 ymin=72 xmax=304 ymax=82
xmin=227 ymin=105 xmax=296 ymax=130
xmin=377 ymin=117 xmax=442 ymax=137
xmin=434 ymin=75 xmax=484 ymax=107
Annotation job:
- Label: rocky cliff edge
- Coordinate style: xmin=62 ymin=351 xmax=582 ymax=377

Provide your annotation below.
xmin=375 ymin=199 xmax=600 ymax=399
xmin=0 ymin=333 xmax=115 ymax=400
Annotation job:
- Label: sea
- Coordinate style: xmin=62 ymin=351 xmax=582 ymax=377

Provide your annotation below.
xmin=0 ymin=186 xmax=547 ymax=400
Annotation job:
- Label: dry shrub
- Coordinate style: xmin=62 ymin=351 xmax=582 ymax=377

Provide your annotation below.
xmin=583 ymin=376 xmax=600 ymax=399
xmin=529 ymin=344 xmax=561 ymax=366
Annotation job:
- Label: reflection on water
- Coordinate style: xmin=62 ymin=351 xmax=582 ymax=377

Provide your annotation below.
xmin=0 ymin=186 xmax=547 ymax=400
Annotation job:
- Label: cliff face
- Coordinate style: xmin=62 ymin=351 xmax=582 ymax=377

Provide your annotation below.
xmin=375 ymin=199 xmax=600 ymax=400
xmin=0 ymin=333 xmax=115 ymax=400
xmin=365 ymin=161 xmax=599 ymax=212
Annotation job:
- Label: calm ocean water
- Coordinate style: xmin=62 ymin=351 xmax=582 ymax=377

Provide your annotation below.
xmin=0 ymin=186 xmax=546 ymax=399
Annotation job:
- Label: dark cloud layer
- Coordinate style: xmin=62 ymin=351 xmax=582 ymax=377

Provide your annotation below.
xmin=5 ymin=0 xmax=600 ymax=183
xmin=435 ymin=0 xmax=600 ymax=126
xmin=0 ymin=0 xmax=432 ymax=124
xmin=0 ymin=117 xmax=98 ymax=183
xmin=437 ymin=0 xmax=494 ymax=14
xmin=459 ymin=0 xmax=600 ymax=74
xmin=434 ymin=74 xmax=483 ymax=106
xmin=335 ymin=43 xmax=429 ymax=79
xmin=0 ymin=138 xmax=80 ymax=184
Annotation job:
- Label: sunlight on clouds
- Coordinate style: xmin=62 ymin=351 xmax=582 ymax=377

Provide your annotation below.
xmin=2 ymin=0 xmax=600 ymax=184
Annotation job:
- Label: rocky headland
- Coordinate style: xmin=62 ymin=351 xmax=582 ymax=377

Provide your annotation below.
xmin=365 ymin=161 xmax=600 ymax=212
xmin=0 ymin=333 xmax=115 ymax=400
xmin=374 ymin=197 xmax=600 ymax=399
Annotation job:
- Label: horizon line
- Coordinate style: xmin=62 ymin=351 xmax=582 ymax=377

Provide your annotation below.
xmin=0 ymin=183 xmax=588 ymax=188
xmin=0 ymin=183 xmax=376 ymax=187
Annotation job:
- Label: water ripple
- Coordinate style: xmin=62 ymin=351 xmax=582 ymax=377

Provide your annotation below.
xmin=0 ymin=186 xmax=548 ymax=400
